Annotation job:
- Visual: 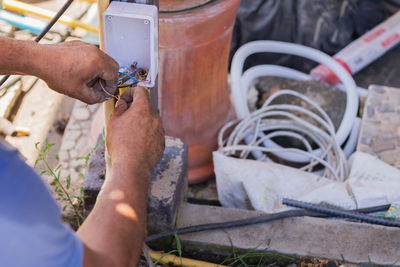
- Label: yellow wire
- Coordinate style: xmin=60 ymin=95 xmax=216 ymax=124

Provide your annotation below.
xmin=2 ymin=0 xmax=99 ymax=33
xmin=148 ymin=247 xmax=227 ymax=267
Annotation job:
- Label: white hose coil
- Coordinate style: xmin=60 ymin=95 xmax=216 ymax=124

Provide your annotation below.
xmin=218 ymin=89 xmax=349 ymax=181
xmin=230 ymin=41 xmax=360 ymax=162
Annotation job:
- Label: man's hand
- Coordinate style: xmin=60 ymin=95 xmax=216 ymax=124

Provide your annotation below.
xmin=107 ymin=87 xmax=165 ymax=172
xmin=37 ymin=40 xmax=119 ymax=104
xmin=0 ymin=37 xmax=118 ymax=104
xmin=78 ymin=87 xmax=164 ymax=267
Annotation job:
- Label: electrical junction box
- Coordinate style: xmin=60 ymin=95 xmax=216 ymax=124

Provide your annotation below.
xmin=103 ymin=2 xmax=158 ymax=87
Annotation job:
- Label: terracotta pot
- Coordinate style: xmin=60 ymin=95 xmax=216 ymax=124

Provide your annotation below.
xmin=159 ymin=0 xmax=240 ymax=184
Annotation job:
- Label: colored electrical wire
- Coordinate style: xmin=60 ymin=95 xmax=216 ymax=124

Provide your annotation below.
xmin=0 ymin=0 xmax=74 ymax=89
xmin=99 ymin=79 xmax=118 ymax=101
xmin=117 ymin=84 xmax=134 ymax=89
xmin=144 ymin=203 xmax=390 ymax=243
xmin=283 ymin=198 xmax=400 ymax=227
xmin=118 ymin=71 xmax=139 ymax=82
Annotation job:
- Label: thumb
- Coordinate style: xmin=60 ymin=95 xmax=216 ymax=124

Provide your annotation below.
xmin=113 ymin=99 xmax=129 ymax=116
xmin=131 ymin=86 xmax=150 ymax=106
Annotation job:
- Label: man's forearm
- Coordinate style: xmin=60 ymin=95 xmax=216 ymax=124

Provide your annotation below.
xmin=0 ymin=37 xmax=44 ymax=77
xmin=77 ymin=86 xmax=164 ymax=266
xmin=77 ymin=161 xmax=150 ymax=267
xmin=2 ymin=37 xmax=119 ymax=104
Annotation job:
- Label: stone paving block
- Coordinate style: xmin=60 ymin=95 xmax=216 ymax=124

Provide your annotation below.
xmin=357 ymin=85 xmax=400 ymax=168
xmin=37 ymin=100 xmax=100 ymax=220
xmin=84 ymin=136 xmax=188 ymax=235
xmin=58 ymin=100 xmax=99 ymax=184
xmin=177 ymin=203 xmax=400 ymax=266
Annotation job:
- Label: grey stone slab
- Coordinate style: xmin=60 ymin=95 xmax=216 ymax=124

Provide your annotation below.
xmin=84 ymin=136 xmax=188 ymax=235
xmin=147 ymin=136 xmax=188 ymax=235
xmin=176 ymin=203 xmax=400 ymax=266
xmin=357 ymin=85 xmax=400 ymax=168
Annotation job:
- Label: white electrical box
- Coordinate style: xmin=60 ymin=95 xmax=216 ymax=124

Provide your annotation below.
xmin=103 ymin=2 xmax=158 ymax=87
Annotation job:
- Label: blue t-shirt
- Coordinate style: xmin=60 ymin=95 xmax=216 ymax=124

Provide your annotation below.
xmin=0 ymin=141 xmax=83 ymax=267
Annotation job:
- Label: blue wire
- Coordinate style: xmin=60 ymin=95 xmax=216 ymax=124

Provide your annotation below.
xmin=118 ymin=71 xmax=139 ymax=82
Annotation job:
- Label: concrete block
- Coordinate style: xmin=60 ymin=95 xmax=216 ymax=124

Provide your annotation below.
xmin=357 ymin=85 xmax=400 ymax=168
xmin=83 ymin=135 xmax=106 ymax=211
xmin=177 ymin=203 xmax=400 ymax=266
xmin=84 ymin=136 xmax=188 ymax=234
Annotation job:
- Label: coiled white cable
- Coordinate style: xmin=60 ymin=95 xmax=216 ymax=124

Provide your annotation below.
xmin=218 ymin=89 xmax=349 ymax=181
xmin=230 ymin=41 xmax=361 ymax=162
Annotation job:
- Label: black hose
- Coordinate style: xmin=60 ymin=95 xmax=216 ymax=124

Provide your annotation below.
xmin=145 ymin=203 xmax=390 ymax=243
xmin=0 ymin=0 xmax=74 ymax=89
xmin=283 ymin=198 xmax=400 ymax=227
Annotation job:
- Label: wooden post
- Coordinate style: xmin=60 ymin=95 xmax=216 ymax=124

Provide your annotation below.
xmin=99 ymin=0 xmax=159 ymax=131
xmin=98 ymin=0 xmax=159 ymax=188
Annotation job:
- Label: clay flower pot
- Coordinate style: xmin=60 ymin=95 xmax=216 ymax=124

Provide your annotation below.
xmin=159 ymin=0 xmax=240 ymax=184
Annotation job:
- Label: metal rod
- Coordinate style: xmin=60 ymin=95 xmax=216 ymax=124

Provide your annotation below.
xmin=283 ymin=198 xmax=400 ymax=228
xmin=145 ymin=203 xmax=391 ymax=243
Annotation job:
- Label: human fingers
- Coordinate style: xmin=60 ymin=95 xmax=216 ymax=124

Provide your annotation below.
xmin=131 ymin=86 xmax=150 ymax=107
xmin=98 ymin=52 xmax=119 ymax=83
xmin=79 ymin=83 xmax=108 ymax=104
xmin=113 ymin=98 xmax=129 ymax=116
xmin=118 ymin=87 xmax=149 ymax=107
xmin=98 ymin=55 xmax=119 ymax=95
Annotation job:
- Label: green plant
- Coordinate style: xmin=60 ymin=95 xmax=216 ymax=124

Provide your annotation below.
xmin=153 ymin=233 xmax=183 ymax=267
xmin=76 ymin=139 xmax=103 ymax=169
xmin=35 ymin=140 xmax=85 ymax=227
xmin=220 ymin=235 xmax=268 ymax=266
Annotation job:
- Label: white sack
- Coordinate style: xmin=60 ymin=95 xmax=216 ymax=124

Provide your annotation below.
xmin=214 ymin=151 xmax=400 ymax=212
xmin=348 ymin=152 xmax=400 ymax=208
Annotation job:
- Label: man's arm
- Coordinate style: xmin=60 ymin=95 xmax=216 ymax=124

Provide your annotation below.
xmin=0 ymin=37 xmax=119 ymax=104
xmin=77 ymin=87 xmax=165 ymax=266
xmin=0 ymin=37 xmax=41 ymax=76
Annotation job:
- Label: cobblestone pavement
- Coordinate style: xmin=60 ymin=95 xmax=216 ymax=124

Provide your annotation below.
xmin=58 ymin=101 xmax=99 ymax=183
xmin=50 ymin=100 xmax=100 ymax=219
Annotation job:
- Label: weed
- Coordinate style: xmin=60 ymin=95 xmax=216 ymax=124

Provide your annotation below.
xmin=153 ymin=250 xmax=178 ymax=267
xmin=35 ymin=139 xmax=103 ymax=228
xmin=152 ymin=234 xmax=183 ymax=266
xmin=35 ymin=140 xmax=85 ymax=227
xmin=76 ymin=139 xmax=103 ymax=169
